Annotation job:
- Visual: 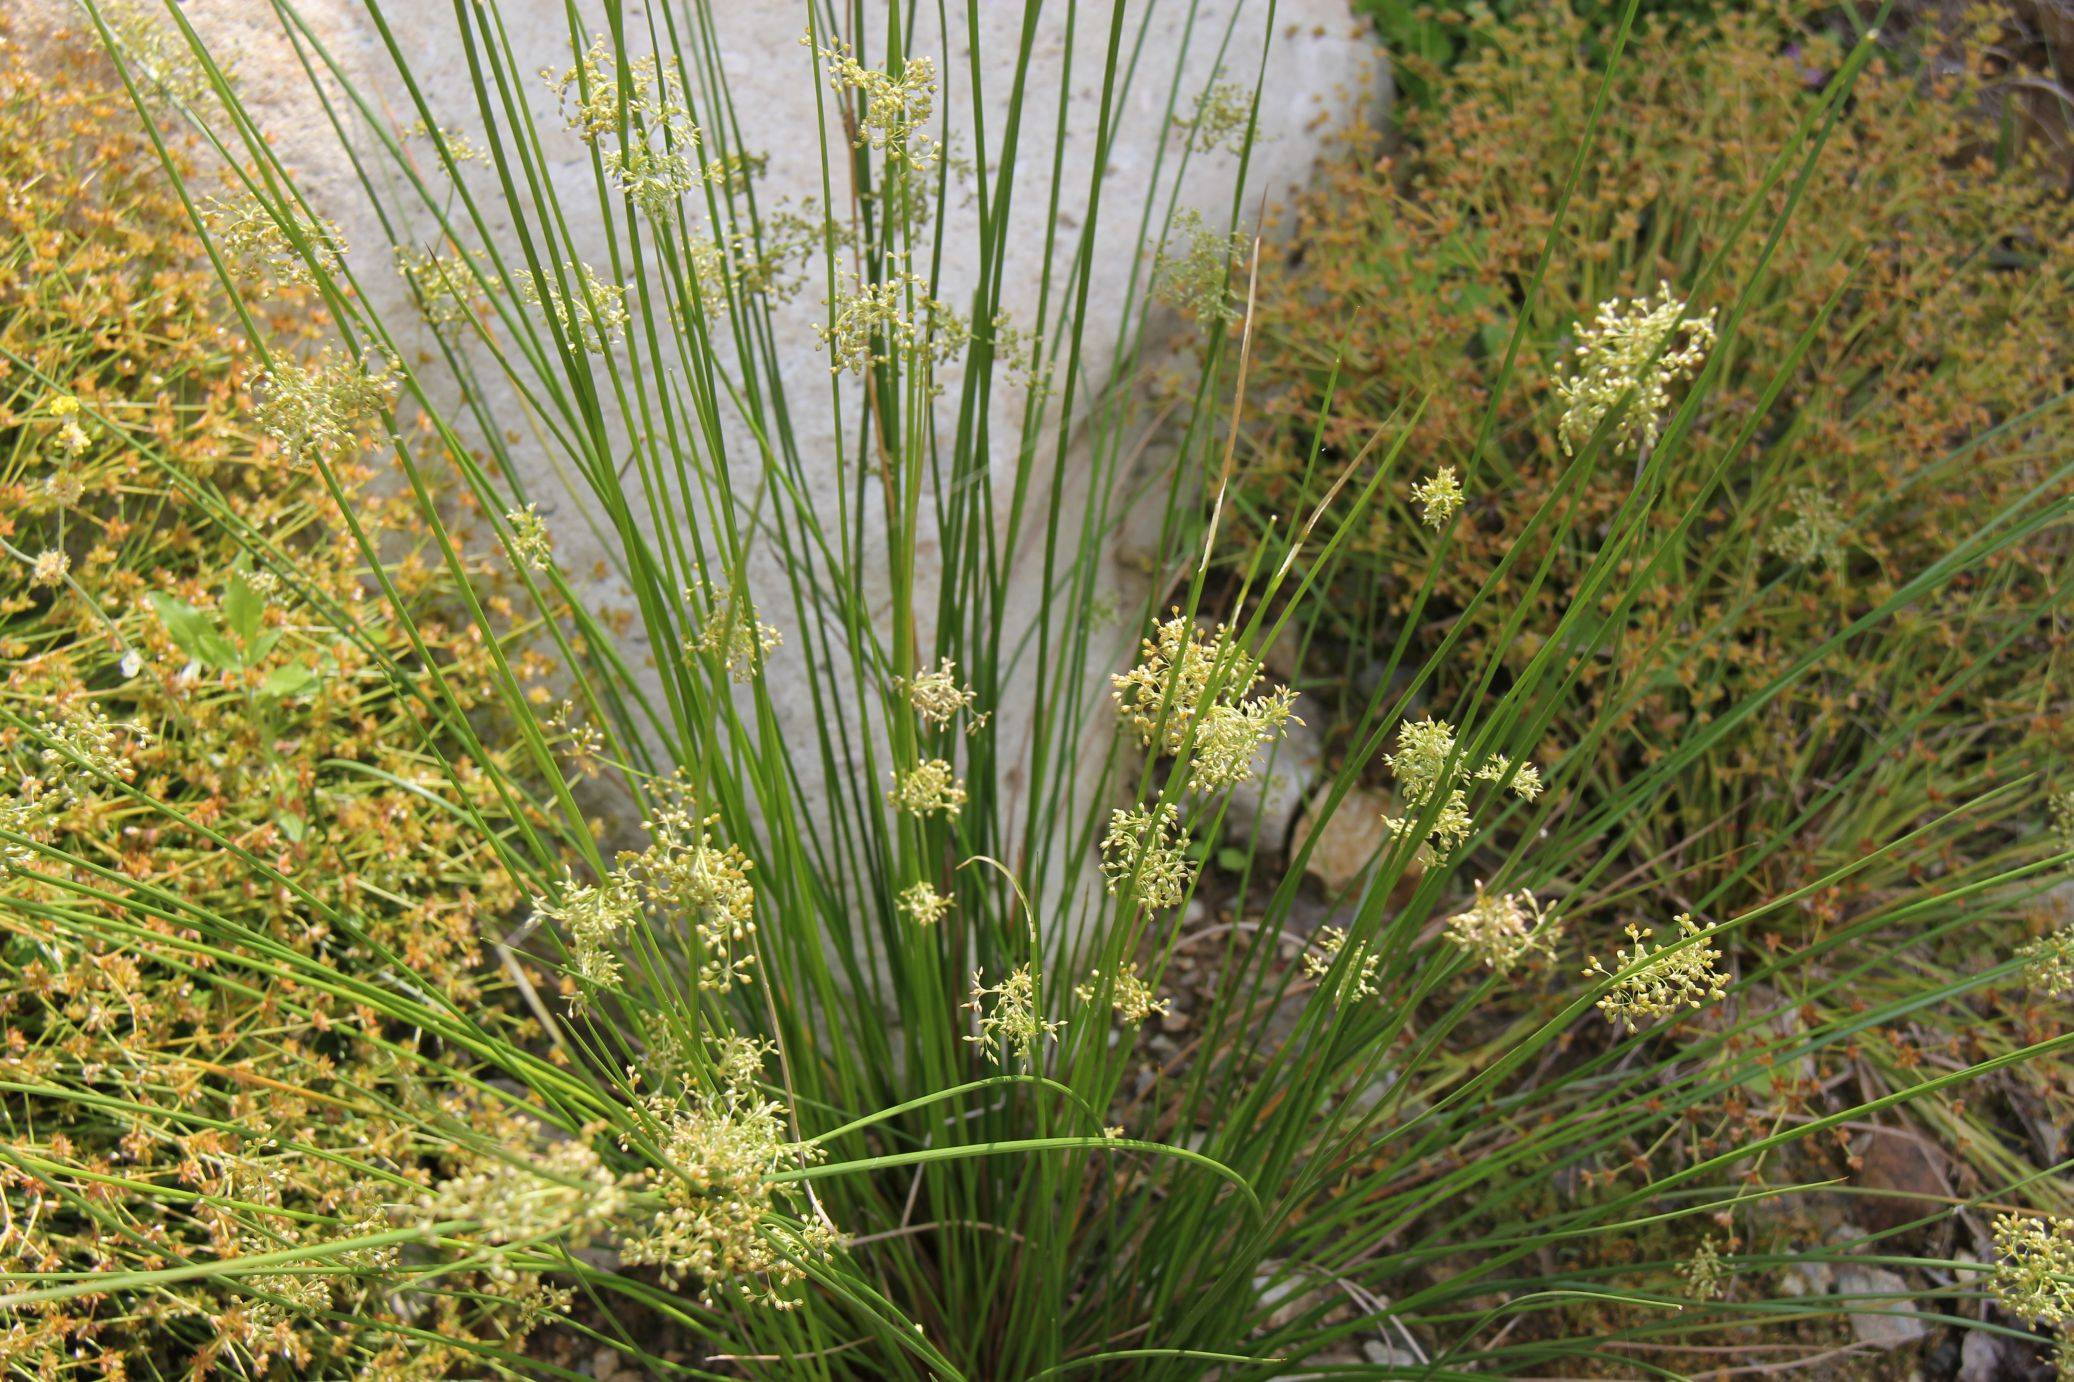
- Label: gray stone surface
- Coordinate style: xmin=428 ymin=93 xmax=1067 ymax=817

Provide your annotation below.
xmin=53 ymin=0 xmax=1383 ymax=824
xmin=1832 ymin=1264 xmax=1928 ymax=1350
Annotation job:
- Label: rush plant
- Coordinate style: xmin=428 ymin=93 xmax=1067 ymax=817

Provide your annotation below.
xmin=0 ymin=0 xmax=2067 ymax=1377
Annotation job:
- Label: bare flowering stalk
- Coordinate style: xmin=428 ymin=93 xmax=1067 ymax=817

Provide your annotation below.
xmin=1553 ymin=283 xmax=1717 ymax=457
xmin=1584 ymin=914 xmax=1728 ymax=1032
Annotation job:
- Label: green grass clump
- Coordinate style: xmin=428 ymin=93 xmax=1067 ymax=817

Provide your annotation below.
xmin=0 ymin=0 xmax=2066 ymax=1376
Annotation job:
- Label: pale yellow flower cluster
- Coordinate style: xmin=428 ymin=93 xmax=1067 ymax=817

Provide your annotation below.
xmin=1584 ymin=913 xmax=1728 ymax=1033
xmin=204 ymin=193 xmax=347 ymax=288
xmin=1764 ymin=485 xmax=1847 ymax=568
xmin=888 ymin=758 xmax=967 ymax=820
xmin=518 ymin=263 xmax=629 ymax=353
xmin=1992 ymin=1212 xmax=2074 ymax=1327
xmin=396 ymin=243 xmax=498 ymax=327
xmin=427 ymin=1136 xmax=628 ymax=1258
xmin=1379 ymin=716 xmax=1541 ymax=864
xmin=2016 ymin=925 xmax=2074 ymax=998
xmin=813 ymin=37 xmax=941 ymax=171
xmin=548 ymin=38 xmax=713 ymax=212
xmin=1180 ymin=78 xmax=1253 ymax=154
xmin=28 ymin=549 xmax=69 ymax=588
xmin=1152 ymin=209 xmax=1248 ymax=324
xmin=504 ymin=504 xmax=554 ymax=573
xmin=690 ymin=581 xmax=781 ymax=682
xmin=1112 ymin=613 xmax=1299 ymax=790
xmin=1100 ymin=803 xmax=1197 ymax=911
xmin=898 ymin=880 xmax=953 ymax=927
xmin=1075 ymin=963 xmax=1169 ymax=1025
xmin=532 ymin=788 xmax=760 ymax=1002
xmin=1680 ymin=1237 xmax=1726 ymax=1301
xmin=619 ymin=1047 xmax=838 ymax=1308
xmin=900 ymin=657 xmax=978 ymax=728
xmin=816 ymin=269 xmax=965 ymax=378
xmin=1303 ymin=924 xmax=1381 ymax=1006
xmin=1445 ymin=881 xmax=1560 ymax=974
xmin=1411 ymin=467 xmax=1465 ymax=528
xmin=253 ymin=349 xmax=398 ymax=470
xmin=48 ymin=393 xmax=90 ymax=457
xmin=1554 ymin=283 xmax=1717 ymax=456
xmin=965 ymin=964 xmax=1063 ymax=1068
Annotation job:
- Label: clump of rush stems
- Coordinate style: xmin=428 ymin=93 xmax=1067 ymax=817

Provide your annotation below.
xmin=44 ymin=3 xmax=2074 ymax=1377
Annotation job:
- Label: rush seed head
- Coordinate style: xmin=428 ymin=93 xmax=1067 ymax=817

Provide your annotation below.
xmin=1554 ymin=283 xmax=1717 ymax=457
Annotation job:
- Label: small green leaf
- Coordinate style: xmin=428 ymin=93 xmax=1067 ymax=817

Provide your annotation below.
xmin=223 ymin=575 xmax=262 ymax=650
xmin=260 ymin=663 xmax=318 ymax=700
xmin=148 ymin=592 xmax=238 ymax=670
xmin=276 ymin=811 xmax=307 ymax=842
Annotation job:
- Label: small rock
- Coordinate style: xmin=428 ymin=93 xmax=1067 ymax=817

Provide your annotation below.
xmin=1221 ymin=719 xmax=1320 ymax=850
xmin=1854 ymin=1128 xmax=1952 ymax=1234
xmin=1957 ymin=1329 xmax=2004 ymax=1382
xmin=1832 ymin=1264 xmax=1926 ymax=1350
xmin=1361 ymin=1340 xmax=1422 ymax=1367
xmin=1291 ymin=787 xmax=1390 ymax=894
xmin=1254 ymin=1261 xmax=1348 ymax=1334
xmin=1779 ymin=1259 xmax=1833 ymax=1297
